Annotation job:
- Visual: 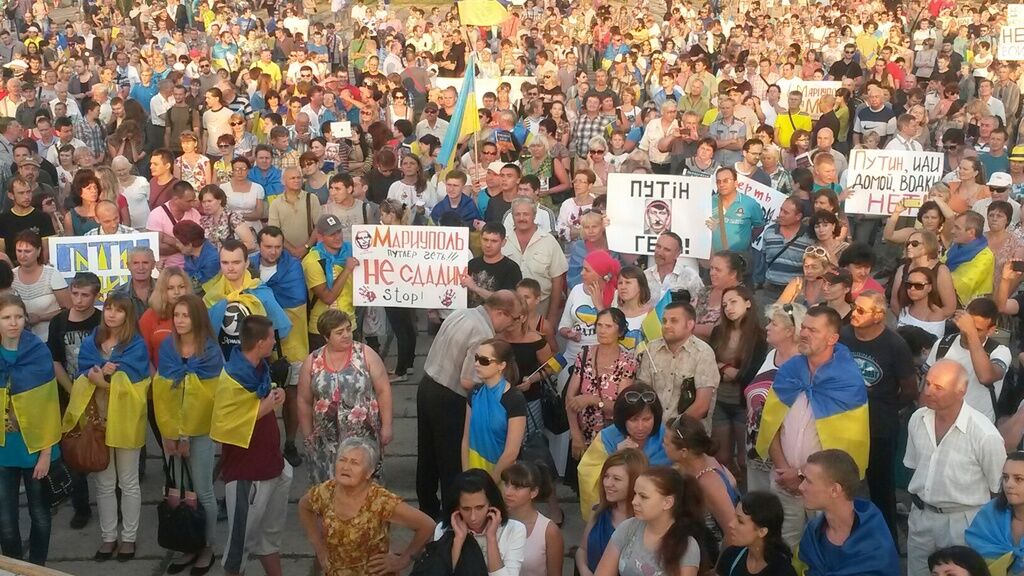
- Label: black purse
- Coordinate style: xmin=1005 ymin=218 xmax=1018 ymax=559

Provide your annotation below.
xmin=520 ymin=403 xmax=559 ymax=478
xmin=157 ymin=457 xmax=207 ymax=554
xmin=409 ymin=530 xmax=454 ymax=576
xmin=539 ymin=376 xmax=570 ymax=435
xmin=42 ymin=458 xmax=73 ymax=510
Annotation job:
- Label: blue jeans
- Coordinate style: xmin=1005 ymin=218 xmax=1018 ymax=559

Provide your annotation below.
xmin=0 ymin=466 xmax=52 ymax=565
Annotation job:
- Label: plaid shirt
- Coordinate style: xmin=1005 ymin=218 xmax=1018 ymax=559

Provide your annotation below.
xmin=74 ymin=119 xmax=106 ymax=159
xmin=272 ymin=148 xmax=300 ymax=170
xmin=571 ymin=113 xmax=612 ymax=158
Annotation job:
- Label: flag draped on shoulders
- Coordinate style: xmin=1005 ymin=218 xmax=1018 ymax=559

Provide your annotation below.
xmin=466 ymin=380 xmax=509 ymax=473
xmin=63 ymin=332 xmax=151 ymax=449
xmin=152 ymin=336 xmax=224 ymax=439
xmin=966 ymin=499 xmax=1024 ymax=576
xmin=755 ymin=344 xmax=869 ymax=476
xmin=577 ymin=424 xmax=669 ymax=522
xmin=249 ymin=251 xmax=307 ymax=309
xmin=0 ymin=331 xmax=60 ymax=453
xmin=184 ymin=241 xmax=221 ymax=292
xmin=205 ymin=271 xmax=292 ymax=339
xmin=438 ymin=56 xmax=480 ymax=168
xmin=797 ymin=499 xmax=900 ymax=576
xmin=210 ymin=347 xmax=271 ymax=448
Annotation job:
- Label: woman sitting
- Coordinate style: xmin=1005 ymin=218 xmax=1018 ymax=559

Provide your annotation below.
xmin=716 ymin=492 xmax=797 ymax=576
xmin=463 ymin=338 xmax=527 ymax=481
xmin=966 ymin=453 xmax=1024 ymax=574
xmin=595 ymin=467 xmax=705 ymax=576
xmin=576 ymin=449 xmax=648 ymax=576
xmin=500 ymin=462 xmax=565 ymax=576
xmin=777 ymin=247 xmax=832 ymax=306
xmin=299 ymin=437 xmax=435 ymax=575
xmin=889 ymin=230 xmax=957 ymax=318
xmin=578 ymin=383 xmax=671 ymax=521
xmin=436 ymin=469 xmax=527 ymax=575
xmin=665 ymin=415 xmax=740 ymax=550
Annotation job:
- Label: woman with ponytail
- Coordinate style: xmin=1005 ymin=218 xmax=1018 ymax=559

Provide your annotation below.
xmin=462 ymin=338 xmax=527 ymax=481
xmin=716 ymin=491 xmax=796 ymax=576
xmin=595 ymin=466 xmax=705 ymax=576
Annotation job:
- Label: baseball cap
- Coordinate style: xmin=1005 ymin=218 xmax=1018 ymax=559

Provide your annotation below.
xmin=486 ymin=161 xmax=505 ymax=173
xmin=1011 ymin=145 xmax=1024 ymax=163
xmin=317 ymin=214 xmax=343 ymax=235
xmin=19 ymin=156 xmax=40 ymax=168
xmin=987 ymin=172 xmax=1012 ymax=188
xmin=823 ymin=268 xmax=853 ymax=287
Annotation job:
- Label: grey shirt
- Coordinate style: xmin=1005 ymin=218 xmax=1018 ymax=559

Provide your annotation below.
xmin=422 ymin=306 xmax=494 ymax=397
xmin=610 ymin=518 xmax=700 ymax=576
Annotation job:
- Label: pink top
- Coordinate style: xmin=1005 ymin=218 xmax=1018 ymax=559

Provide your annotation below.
xmin=145 ymin=204 xmax=201 ymax=268
xmin=779 ymin=392 xmax=822 ymax=470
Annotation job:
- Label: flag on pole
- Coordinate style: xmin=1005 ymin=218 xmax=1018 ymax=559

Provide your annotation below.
xmin=438 ymin=56 xmax=480 ymax=168
xmin=457 ymin=0 xmax=509 ymax=26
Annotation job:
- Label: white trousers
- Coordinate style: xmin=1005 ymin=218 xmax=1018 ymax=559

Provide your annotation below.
xmin=94 ymin=447 xmax=141 ymax=543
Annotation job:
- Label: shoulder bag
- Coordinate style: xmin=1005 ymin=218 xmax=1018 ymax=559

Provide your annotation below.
xmin=157 ymin=456 xmax=207 ymax=554
xmin=60 ymin=398 xmax=109 ymax=473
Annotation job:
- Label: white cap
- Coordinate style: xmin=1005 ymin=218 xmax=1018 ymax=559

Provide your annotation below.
xmin=486 ymin=160 xmax=506 ymax=173
xmin=988 ymin=172 xmax=1013 ymax=188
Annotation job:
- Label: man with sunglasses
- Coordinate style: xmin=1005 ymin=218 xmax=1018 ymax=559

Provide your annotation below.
xmin=839 ymin=290 xmax=917 ymax=545
xmin=974 ymin=172 xmax=1020 ymax=232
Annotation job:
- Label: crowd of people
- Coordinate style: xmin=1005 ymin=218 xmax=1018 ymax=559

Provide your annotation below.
xmin=4 ymin=0 xmax=1024 ymax=574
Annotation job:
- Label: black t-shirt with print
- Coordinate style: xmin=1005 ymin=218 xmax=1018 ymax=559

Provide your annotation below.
xmin=839 ymin=326 xmax=915 ymax=437
xmin=467 ymin=256 xmax=522 ymax=308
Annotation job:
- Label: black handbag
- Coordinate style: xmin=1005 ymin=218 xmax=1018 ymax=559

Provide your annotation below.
xmin=409 ymin=530 xmax=454 ymax=576
xmin=539 ymin=376 xmax=570 ymax=434
xmin=42 ymin=458 xmax=73 ymax=510
xmin=520 ymin=403 xmax=559 ymax=478
xmin=157 ymin=457 xmax=207 ymax=554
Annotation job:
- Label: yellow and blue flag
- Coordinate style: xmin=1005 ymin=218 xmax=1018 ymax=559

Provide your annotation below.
xmin=438 ymin=56 xmax=480 ymax=168
xmin=967 ymin=499 xmax=1023 ymax=576
xmin=63 ymin=332 xmax=151 ymax=449
xmin=544 ymin=354 xmax=567 ymax=374
xmin=0 ymin=331 xmax=61 ymax=454
xmin=458 ymin=0 xmax=508 ymax=26
xmin=577 ymin=424 xmax=669 ymax=522
xmin=755 ymin=344 xmax=869 ymax=476
xmin=211 ymin=347 xmax=272 ymax=448
xmin=152 ymin=336 xmax=224 ymax=439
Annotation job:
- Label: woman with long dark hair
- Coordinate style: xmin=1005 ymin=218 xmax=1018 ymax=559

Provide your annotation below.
xmin=716 ymin=491 xmax=796 ymax=575
xmin=437 ymin=469 xmax=527 ymax=575
xmin=694 ymin=251 xmax=744 ymax=340
xmin=966 ymin=453 xmax=1024 ymax=574
xmin=463 ymin=339 xmax=527 ymax=480
xmin=709 ymin=286 xmax=767 ymax=482
xmin=595 ymin=467 xmax=705 ymax=576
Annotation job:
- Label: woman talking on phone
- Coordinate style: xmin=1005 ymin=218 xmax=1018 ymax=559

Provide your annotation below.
xmin=436 ymin=469 xmax=527 ymax=575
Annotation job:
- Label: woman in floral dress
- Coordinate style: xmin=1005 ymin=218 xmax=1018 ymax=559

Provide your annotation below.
xmin=298 ymin=309 xmax=393 ymax=484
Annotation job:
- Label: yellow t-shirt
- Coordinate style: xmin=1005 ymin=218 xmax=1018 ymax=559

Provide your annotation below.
xmin=255 ymin=61 xmax=283 ymax=88
xmin=775 ymin=112 xmax=813 ymax=149
xmin=302 ymin=250 xmax=354 ymax=334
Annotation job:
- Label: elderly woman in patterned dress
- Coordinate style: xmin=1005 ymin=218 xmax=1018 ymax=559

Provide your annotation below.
xmin=297 ymin=309 xmax=393 ymax=483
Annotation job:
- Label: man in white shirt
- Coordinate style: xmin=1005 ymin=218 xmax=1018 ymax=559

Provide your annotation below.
xmin=381 ymin=40 xmax=404 ymax=76
xmin=974 ymin=172 xmax=1021 ymax=231
xmin=148 ymin=79 xmax=175 ymax=149
xmin=415 ymin=102 xmax=449 ymax=141
xmin=925 ymin=299 xmax=1011 ymax=423
xmin=298 ymin=86 xmax=326 ymax=136
xmin=44 ymin=117 xmax=85 ymax=166
xmin=640 ymin=99 xmax=678 ymax=174
xmin=884 ymin=114 xmax=924 ymax=151
xmin=977 ymin=79 xmax=1006 ymax=124
xmin=644 ymin=232 xmax=702 ymax=303
xmin=49 ymin=81 xmax=81 ymax=120
xmin=500 ymin=175 xmax=556 ymax=235
xmin=904 ymin=359 xmax=1006 ymax=576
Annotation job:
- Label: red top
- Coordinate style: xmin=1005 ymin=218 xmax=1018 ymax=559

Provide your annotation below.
xmin=139 ymin=308 xmax=173 ymax=368
xmin=221 ymin=413 xmax=284 ymax=482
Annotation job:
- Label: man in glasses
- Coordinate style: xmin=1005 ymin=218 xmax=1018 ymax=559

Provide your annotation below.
xmin=839 ymin=290 xmax=916 ymax=544
xmin=796 ymin=449 xmax=899 ymax=576
xmin=973 ymin=167 xmax=1022 ymax=233
xmin=754 ymin=305 xmax=869 ymax=547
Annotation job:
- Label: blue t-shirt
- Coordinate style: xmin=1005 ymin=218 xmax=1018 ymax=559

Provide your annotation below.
xmin=0 ymin=346 xmax=59 ymax=468
xmin=711 ymin=193 xmax=765 ymax=253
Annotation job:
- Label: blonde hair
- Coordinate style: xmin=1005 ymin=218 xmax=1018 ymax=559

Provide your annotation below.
xmin=93 ymin=166 xmax=120 ymax=203
xmin=149 ymin=266 xmax=193 ymax=319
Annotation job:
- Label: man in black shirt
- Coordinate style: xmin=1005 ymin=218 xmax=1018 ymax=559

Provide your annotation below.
xmin=462 ymin=223 xmax=522 ymax=308
xmin=47 ymin=272 xmax=101 ymax=530
xmin=828 ymin=44 xmax=863 ymax=81
xmin=0 ymin=174 xmax=54 ymax=261
xmin=839 ymin=290 xmax=916 ymax=545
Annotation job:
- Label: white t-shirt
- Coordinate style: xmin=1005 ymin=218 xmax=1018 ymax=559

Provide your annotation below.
xmin=222 ymin=181 xmax=266 ymax=232
xmin=121 ymin=176 xmax=151 ymax=229
xmin=558 ymin=284 xmax=600 ymax=365
xmin=387 ymin=180 xmax=440 ymax=211
xmin=12 ymin=266 xmax=67 ymax=342
xmin=926 ymin=335 xmax=1012 ymax=422
xmin=202 ymin=107 xmax=235 ymax=152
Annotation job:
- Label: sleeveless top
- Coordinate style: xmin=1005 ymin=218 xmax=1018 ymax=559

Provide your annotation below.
xmin=522 ymin=513 xmax=551 ymax=576
xmin=897 ymin=308 xmax=946 ymax=340
xmin=698 ymin=465 xmax=741 ymax=546
xmin=71 ymin=208 xmax=99 ymax=235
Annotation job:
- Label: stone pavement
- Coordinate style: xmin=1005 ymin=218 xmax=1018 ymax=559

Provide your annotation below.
xmin=17 ymin=328 xmax=584 ymax=575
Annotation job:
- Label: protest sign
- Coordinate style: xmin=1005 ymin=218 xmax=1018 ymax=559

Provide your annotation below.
xmin=795 ymin=81 xmax=842 ymax=117
xmin=844 ymin=149 xmax=943 ymax=216
xmin=352 ymin=225 xmax=469 ymax=309
xmin=606 ymin=173 xmax=713 ymax=257
xmin=48 ymin=232 xmax=160 ymax=300
xmin=1010 ymin=4 xmax=1024 ymax=22
xmin=737 ymin=176 xmax=787 ymax=225
xmin=1000 ymin=25 xmax=1024 ymax=60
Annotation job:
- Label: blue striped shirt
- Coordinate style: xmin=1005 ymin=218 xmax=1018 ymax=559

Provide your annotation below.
xmin=762 ymin=224 xmax=815 ymax=286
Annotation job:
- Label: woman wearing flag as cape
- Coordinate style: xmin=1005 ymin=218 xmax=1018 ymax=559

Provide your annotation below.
xmin=152 ymin=294 xmax=224 ymax=574
xmin=0 ymin=293 xmax=62 ymax=566
xmin=62 ymin=294 xmax=151 ymax=562
xmin=753 ymin=306 xmax=869 ymax=547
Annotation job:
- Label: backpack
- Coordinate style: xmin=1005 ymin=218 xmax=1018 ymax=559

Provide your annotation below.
xmin=934 ymin=332 xmax=1013 ymax=417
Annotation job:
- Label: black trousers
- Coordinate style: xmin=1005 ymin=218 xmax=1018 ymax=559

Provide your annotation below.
xmin=867 ymin=433 xmax=898 ymax=545
xmin=385 ymin=307 xmax=417 ymax=376
xmin=416 ymin=377 xmax=467 ymax=520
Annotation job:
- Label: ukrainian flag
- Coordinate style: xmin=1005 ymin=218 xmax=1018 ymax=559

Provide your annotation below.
xmin=458 ymin=0 xmax=508 ymax=26
xmin=577 ymin=424 xmax=669 ymax=521
xmin=211 ymin=348 xmax=272 ymax=448
xmin=0 ymin=331 xmax=61 ymax=454
xmin=63 ymin=333 xmax=151 ymax=449
xmin=438 ymin=56 xmax=480 ymax=168
xmin=544 ymin=354 xmax=567 ymax=374
xmin=204 ymin=271 xmax=293 ymax=342
xmin=755 ymin=344 xmax=870 ymax=476
xmin=152 ymin=337 xmax=224 ymax=439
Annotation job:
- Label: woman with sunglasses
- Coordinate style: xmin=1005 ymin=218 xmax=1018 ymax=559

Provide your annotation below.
xmin=577 ymin=384 xmax=670 ymax=522
xmin=889 ymin=230 xmax=957 ymax=318
xmin=228 ymin=113 xmax=258 ymax=161
xmin=584 ymin=136 xmax=612 ymax=197
xmin=385 ymin=88 xmax=413 ymax=126
xmin=665 ymin=415 xmax=740 ymax=551
xmin=463 ymin=338 xmax=527 ymax=481
xmin=777 ymin=247 xmax=832 ymax=307
xmin=894 ymin=266 xmax=948 ymax=340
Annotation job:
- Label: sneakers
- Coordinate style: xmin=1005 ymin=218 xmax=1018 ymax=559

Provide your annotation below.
xmin=283 ymin=442 xmax=303 ymax=467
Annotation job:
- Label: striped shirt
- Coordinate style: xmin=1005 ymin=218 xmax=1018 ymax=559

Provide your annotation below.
xmin=761 ymin=224 xmax=814 ymax=286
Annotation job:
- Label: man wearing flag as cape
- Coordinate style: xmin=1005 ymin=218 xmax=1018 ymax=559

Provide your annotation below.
xmin=754 ymin=305 xmax=869 ymax=548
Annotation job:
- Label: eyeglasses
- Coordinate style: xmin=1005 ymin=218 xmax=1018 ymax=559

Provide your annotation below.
xmin=853 ymin=306 xmax=882 ymax=315
xmin=908 ymin=240 xmax=922 ymax=248
xmin=623 ymin=390 xmax=658 ymax=405
xmin=906 ymin=281 xmax=930 ymax=290
xmin=804 ymin=245 xmax=830 ymax=259
xmin=991 ymin=186 xmax=1009 ymax=194
xmin=589 ymin=149 xmax=606 ymax=155
xmin=394 ymin=95 xmax=405 ymax=100
xmin=231 ymin=121 xmax=244 ymax=126
xmin=474 ymin=354 xmax=499 ymax=366
xmin=218 ymin=144 xmax=231 ymax=148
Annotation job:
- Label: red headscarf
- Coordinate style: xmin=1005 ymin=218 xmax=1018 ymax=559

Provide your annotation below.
xmin=584 ymin=250 xmax=621 ymax=309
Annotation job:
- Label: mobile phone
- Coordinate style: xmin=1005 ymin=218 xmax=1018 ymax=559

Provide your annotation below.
xmin=904 ymin=198 xmax=923 ymax=208
xmin=1013 ymin=261 xmax=1024 ymax=273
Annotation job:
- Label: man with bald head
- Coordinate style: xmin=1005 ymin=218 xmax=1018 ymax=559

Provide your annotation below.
xmin=904 ymin=359 xmax=1006 ymax=576
xmin=84 ymin=200 xmax=133 ymax=236
xmin=416 ymin=290 xmax=523 ymax=518
xmin=49 ymin=81 xmax=81 ymax=120
xmin=812 ymin=126 xmax=848 ymax=174
xmin=267 ymin=166 xmax=320 ymax=259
